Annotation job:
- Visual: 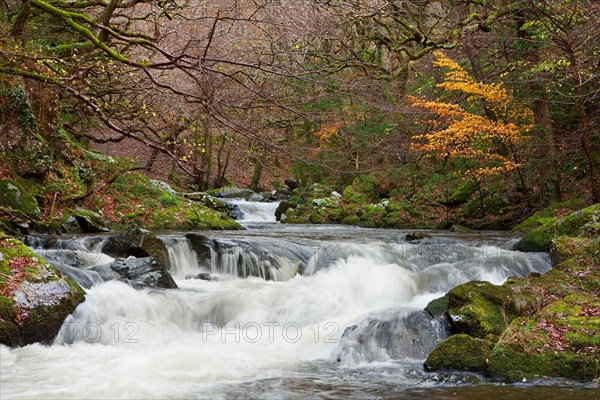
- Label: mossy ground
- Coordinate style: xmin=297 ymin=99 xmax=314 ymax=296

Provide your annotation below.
xmin=83 ymin=172 xmax=242 ymax=231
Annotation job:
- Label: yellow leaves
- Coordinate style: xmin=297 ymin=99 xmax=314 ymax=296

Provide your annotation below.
xmin=314 ymin=121 xmax=343 ymax=141
xmin=411 ymin=52 xmax=533 ymax=178
xmin=432 ymin=51 xmax=512 ymax=109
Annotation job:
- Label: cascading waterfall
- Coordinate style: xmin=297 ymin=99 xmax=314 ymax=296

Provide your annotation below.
xmin=162 ymin=237 xmax=202 ymax=279
xmin=28 ymin=236 xmax=114 ymax=288
xmin=224 ymin=199 xmax=280 ymax=222
xmin=2 ymin=225 xmax=554 ymax=399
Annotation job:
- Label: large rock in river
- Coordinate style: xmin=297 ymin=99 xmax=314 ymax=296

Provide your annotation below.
xmin=101 ymin=257 xmax=177 ymax=289
xmin=102 ymin=228 xmax=171 ymax=269
xmin=0 ymin=233 xmax=85 ymax=347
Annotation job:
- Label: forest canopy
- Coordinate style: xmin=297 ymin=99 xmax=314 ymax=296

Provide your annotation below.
xmin=1 ymin=0 xmax=599 ymax=228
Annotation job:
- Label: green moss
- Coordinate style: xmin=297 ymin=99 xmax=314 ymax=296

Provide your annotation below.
xmin=341 ymin=215 xmax=361 ymax=225
xmin=488 ymin=294 xmax=600 ymax=382
xmin=102 ymin=173 xmax=242 ymax=231
xmin=0 ymin=319 xmax=21 ymax=347
xmin=342 ymin=185 xmax=369 ymax=204
xmin=451 ymin=224 xmax=476 ymax=234
xmin=442 ymin=179 xmax=478 ymax=206
xmin=0 ymin=234 xmax=86 ymax=347
xmin=512 ymin=210 xmax=555 ymax=234
xmin=489 ymin=344 xmax=599 ymax=382
xmin=425 ymin=293 xmax=449 ymax=318
xmin=448 ymin=281 xmax=516 ymax=339
xmin=0 ymin=296 xmax=16 ymax=321
xmin=424 ymin=334 xmax=492 ymax=373
xmin=515 ymin=204 xmax=600 ymax=252
xmin=427 ymin=213 xmax=600 ymax=382
xmin=0 ymin=180 xmax=41 ymax=217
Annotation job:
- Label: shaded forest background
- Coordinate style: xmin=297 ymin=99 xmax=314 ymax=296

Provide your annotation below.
xmin=1 ymin=0 xmax=599 ymax=229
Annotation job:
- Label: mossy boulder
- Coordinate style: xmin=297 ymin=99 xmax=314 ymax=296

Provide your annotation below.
xmin=424 ymin=231 xmax=600 ymax=382
xmin=514 ymin=203 xmax=600 ymax=252
xmin=342 ymin=184 xmax=369 ymax=205
xmin=512 ymin=210 xmax=555 ymax=234
xmin=447 ymin=281 xmax=516 ymax=340
xmin=275 ymin=200 xmax=296 ymax=222
xmin=424 ymin=334 xmax=493 ymax=373
xmin=0 ymin=233 xmax=85 ymax=347
xmin=73 ymin=210 xmax=109 ymax=233
xmin=450 ymin=224 xmax=476 ymax=234
xmin=0 ymin=180 xmax=40 ymax=217
xmin=425 ymin=293 xmax=450 ymax=318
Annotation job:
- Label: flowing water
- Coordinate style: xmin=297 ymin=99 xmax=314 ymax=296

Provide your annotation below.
xmin=1 ymin=204 xmax=597 ymax=399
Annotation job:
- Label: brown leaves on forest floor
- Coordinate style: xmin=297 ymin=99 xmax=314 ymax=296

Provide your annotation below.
xmin=534 ymin=317 xmax=569 ymax=352
xmin=578 ymin=303 xmax=600 ymax=317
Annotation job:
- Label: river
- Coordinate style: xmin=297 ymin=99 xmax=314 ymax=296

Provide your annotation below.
xmin=1 ymin=202 xmax=598 ymax=399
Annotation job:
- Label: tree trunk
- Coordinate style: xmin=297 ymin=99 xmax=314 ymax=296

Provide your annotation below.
xmin=249 ymin=157 xmax=263 ymax=191
xmin=566 ymin=35 xmax=600 ymax=203
xmin=10 ymin=1 xmax=31 ymax=37
xmin=532 ymin=90 xmax=561 ymax=205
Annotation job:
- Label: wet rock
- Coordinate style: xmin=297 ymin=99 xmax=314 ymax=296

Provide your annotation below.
xmin=73 ymin=210 xmax=109 ymax=233
xmin=187 ymin=272 xmax=212 ymax=280
xmin=272 ymin=189 xmax=292 ymax=200
xmin=284 ymin=179 xmax=299 ymax=191
xmin=110 ymin=257 xmax=177 ymax=289
xmin=248 ymin=192 xmax=266 ymax=202
xmin=185 ymin=233 xmax=213 ymax=268
xmin=102 ymin=229 xmax=170 ymax=270
xmin=336 ymin=310 xmax=451 ymax=364
xmin=405 ymin=231 xmax=432 ymax=242
xmin=275 ymin=200 xmax=296 ymax=222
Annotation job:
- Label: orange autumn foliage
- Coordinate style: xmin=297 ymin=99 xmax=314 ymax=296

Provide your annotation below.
xmin=410 ymin=51 xmax=533 ymax=177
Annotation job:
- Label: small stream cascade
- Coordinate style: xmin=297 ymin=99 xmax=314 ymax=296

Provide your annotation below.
xmin=27 ymin=231 xmax=552 ymax=288
xmin=5 ymin=221 xmax=555 ymax=399
xmin=336 ymin=309 xmax=451 ymax=365
xmin=224 ymin=198 xmax=281 ymax=222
